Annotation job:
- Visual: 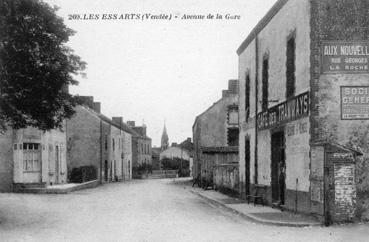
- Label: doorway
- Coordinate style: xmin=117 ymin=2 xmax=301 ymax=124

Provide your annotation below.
xmin=55 ymin=145 xmax=60 ymax=184
xmin=104 ymin=160 xmax=108 ymax=182
xmin=271 ymin=131 xmax=285 ymax=203
xmin=245 ymin=138 xmax=251 ymax=196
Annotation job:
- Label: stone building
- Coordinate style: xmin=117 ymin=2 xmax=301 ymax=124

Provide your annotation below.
xmin=193 ymin=80 xmax=239 ymax=192
xmin=66 ymin=96 xmax=133 ymax=183
xmin=127 ymin=121 xmax=152 ymax=168
xmin=0 ymin=126 xmax=67 ymax=192
xmin=237 ymin=0 xmax=369 ymax=223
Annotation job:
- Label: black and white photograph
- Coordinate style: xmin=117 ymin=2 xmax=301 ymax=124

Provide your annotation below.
xmin=1 ymin=0 xmax=369 ymax=241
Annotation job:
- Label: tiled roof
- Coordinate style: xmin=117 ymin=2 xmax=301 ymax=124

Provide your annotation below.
xmin=80 ymin=105 xmax=136 ymax=135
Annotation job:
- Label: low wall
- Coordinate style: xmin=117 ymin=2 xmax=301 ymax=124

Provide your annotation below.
xmin=213 ymin=163 xmax=239 ymax=196
xmin=135 ymin=170 xmax=178 ymax=179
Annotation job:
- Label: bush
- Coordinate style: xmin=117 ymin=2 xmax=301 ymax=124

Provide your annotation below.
xmin=132 ymin=163 xmax=152 ymax=177
xmin=70 ymin=166 xmax=97 ymax=183
xmin=161 ymin=157 xmax=190 ymax=177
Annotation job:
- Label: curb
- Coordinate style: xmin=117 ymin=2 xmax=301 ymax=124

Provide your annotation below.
xmin=13 ymin=180 xmax=100 ymax=194
xmin=190 ymin=190 xmax=322 ymax=227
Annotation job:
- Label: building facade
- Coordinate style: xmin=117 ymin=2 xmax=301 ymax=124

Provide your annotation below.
xmin=67 ymin=97 xmax=133 ymax=183
xmin=0 ymin=126 xmax=67 ymax=192
xmin=238 ymin=0 xmax=369 ymax=223
xmin=193 ymin=80 xmax=239 ymax=191
xmin=127 ymin=121 xmax=152 ymax=168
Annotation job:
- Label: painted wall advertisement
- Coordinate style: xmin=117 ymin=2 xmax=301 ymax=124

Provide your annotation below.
xmin=341 ymin=86 xmax=369 ymax=120
xmin=322 ymin=41 xmax=369 ymax=73
xmin=257 ymin=92 xmax=309 ymax=130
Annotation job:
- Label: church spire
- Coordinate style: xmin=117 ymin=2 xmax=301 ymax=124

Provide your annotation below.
xmin=161 ymin=122 xmax=169 ymax=151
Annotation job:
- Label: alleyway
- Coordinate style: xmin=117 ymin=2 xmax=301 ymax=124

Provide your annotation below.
xmin=0 ymin=179 xmax=368 ymax=242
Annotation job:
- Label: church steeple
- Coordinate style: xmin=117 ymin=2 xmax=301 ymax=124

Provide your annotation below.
xmin=161 ymin=123 xmax=169 ymax=151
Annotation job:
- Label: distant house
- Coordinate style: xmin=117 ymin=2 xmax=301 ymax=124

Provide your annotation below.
xmin=160 ymin=144 xmax=191 ymax=161
xmin=193 ymin=79 xmax=239 ymax=192
xmin=66 ymin=96 xmax=133 ymax=183
xmin=0 ymin=126 xmax=67 ymax=192
xmin=127 ymin=121 xmax=152 ymax=168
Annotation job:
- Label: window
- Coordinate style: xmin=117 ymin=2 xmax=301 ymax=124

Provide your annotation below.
xmin=262 ymin=57 xmax=269 ymax=111
xmin=112 ymin=138 xmax=115 ymax=151
xmin=286 ymin=36 xmax=296 ymax=99
xmin=227 ymin=105 xmax=239 ymax=125
xmin=23 ymin=143 xmax=41 ymax=172
xmin=227 ymin=128 xmax=239 ymax=146
xmin=105 ymin=135 xmax=108 ymax=150
xmin=245 ymin=73 xmax=250 ymax=119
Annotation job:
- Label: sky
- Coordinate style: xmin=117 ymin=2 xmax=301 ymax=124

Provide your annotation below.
xmin=45 ymin=0 xmax=277 ymax=147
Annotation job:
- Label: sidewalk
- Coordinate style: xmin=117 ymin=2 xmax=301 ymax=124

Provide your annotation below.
xmin=14 ymin=180 xmax=100 ymax=194
xmin=188 ymin=185 xmax=322 ymax=227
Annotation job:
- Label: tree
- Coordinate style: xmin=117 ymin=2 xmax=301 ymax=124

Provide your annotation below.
xmin=0 ymin=0 xmax=86 ymax=132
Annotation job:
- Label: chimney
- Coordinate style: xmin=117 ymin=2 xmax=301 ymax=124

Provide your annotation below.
xmin=93 ymin=102 xmax=101 ymax=114
xmin=141 ymin=126 xmax=147 ymax=136
xmin=112 ymin=117 xmax=123 ymax=126
xmin=78 ymin=96 xmax=94 ymax=109
xmin=127 ymin=121 xmax=135 ymax=127
xmin=228 ymin=79 xmax=239 ymax=94
xmin=132 ymin=126 xmax=146 ymax=136
xmin=222 ymin=90 xmax=229 ymax=98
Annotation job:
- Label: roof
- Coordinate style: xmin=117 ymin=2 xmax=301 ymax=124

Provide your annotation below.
xmin=213 ymin=162 xmax=239 ymax=167
xmin=237 ymin=0 xmax=289 ymax=55
xmin=80 ymin=105 xmax=136 ymax=135
xmin=311 ymin=142 xmax=363 ymax=156
xmin=202 ymin=146 xmax=239 ymax=154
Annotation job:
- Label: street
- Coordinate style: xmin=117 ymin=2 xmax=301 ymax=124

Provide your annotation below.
xmin=0 ymin=179 xmax=368 ymax=242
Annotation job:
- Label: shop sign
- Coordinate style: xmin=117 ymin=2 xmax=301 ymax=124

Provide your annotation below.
xmin=322 ymin=41 xmax=369 ymax=74
xmin=257 ymin=91 xmax=309 ymax=130
xmin=341 ymin=86 xmax=369 ymax=120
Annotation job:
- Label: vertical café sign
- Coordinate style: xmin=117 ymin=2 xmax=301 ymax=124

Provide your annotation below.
xmin=322 ymin=42 xmax=369 ymax=74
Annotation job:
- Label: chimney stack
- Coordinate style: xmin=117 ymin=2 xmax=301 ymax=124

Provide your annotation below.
xmin=112 ymin=117 xmax=123 ymax=127
xmin=228 ymin=79 xmax=239 ymax=94
xmin=93 ymin=102 xmax=101 ymax=114
xmin=78 ymin=96 xmax=94 ymax=109
xmin=222 ymin=90 xmax=229 ymax=98
xmin=127 ymin=121 xmax=135 ymax=127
